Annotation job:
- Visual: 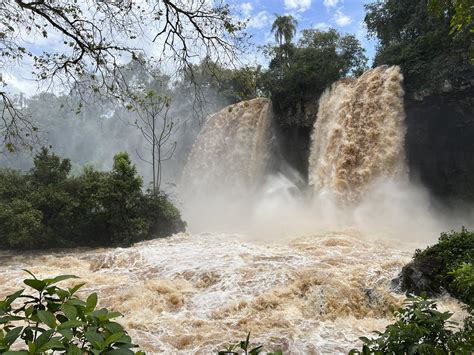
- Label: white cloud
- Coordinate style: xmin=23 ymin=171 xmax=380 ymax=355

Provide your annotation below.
xmin=284 ymin=0 xmax=312 ymax=12
xmin=333 ymin=9 xmax=352 ymax=26
xmin=240 ymin=2 xmax=253 ymax=16
xmin=3 ymin=73 xmax=39 ymax=97
xmin=323 ymin=0 xmax=340 ymax=8
xmin=248 ymin=11 xmax=270 ymax=29
xmin=314 ymin=22 xmax=330 ymax=30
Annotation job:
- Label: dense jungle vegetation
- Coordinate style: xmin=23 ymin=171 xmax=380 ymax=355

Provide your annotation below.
xmin=0 ymin=149 xmax=185 ymax=249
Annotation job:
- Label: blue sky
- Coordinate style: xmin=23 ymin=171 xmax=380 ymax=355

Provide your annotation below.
xmin=230 ymin=0 xmax=377 ymax=63
xmin=5 ymin=1 xmax=378 ymax=95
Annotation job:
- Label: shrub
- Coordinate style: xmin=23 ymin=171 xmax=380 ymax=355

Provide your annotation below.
xmin=349 ymin=295 xmax=474 ymax=354
xmin=449 ymin=263 xmax=474 ymax=309
xmin=0 ymin=148 xmax=185 ymax=249
xmin=0 ymin=271 xmax=144 ymax=354
xmin=400 ymin=228 xmax=474 ymax=306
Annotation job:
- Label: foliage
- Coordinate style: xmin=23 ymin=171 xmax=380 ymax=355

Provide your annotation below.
xmin=429 ymin=0 xmax=474 ymax=34
xmin=261 ymin=28 xmax=367 ymax=124
xmin=449 ymin=263 xmax=474 ymax=308
xmin=178 ymin=57 xmax=261 ymax=108
xmin=271 ymin=15 xmax=298 ymax=46
xmin=409 ymin=228 xmax=474 ymax=305
xmin=0 ymin=148 xmax=185 ymax=249
xmin=218 ymin=332 xmax=282 ymax=355
xmin=349 ymin=295 xmax=474 ymax=354
xmin=0 ymin=271 xmax=144 ymax=354
xmin=364 ymin=0 xmax=473 ymax=95
xmin=428 ymin=0 xmax=474 ymax=63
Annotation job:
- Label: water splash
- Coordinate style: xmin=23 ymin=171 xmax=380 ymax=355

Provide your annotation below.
xmin=309 ymin=66 xmax=407 ymax=203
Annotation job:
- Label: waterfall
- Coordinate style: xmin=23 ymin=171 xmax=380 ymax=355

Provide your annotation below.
xmin=308 ymin=65 xmax=407 ymax=203
xmin=181 ymin=97 xmax=272 ymax=195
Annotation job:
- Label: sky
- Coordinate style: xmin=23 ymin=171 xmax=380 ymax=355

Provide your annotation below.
xmin=4 ymin=0 xmax=378 ymax=95
xmin=230 ymin=0 xmax=377 ymax=64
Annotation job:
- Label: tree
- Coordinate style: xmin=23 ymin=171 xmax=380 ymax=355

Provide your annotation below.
xmin=271 ymin=15 xmax=298 ymax=46
xmin=271 ymin=14 xmax=298 ymax=78
xmin=428 ymin=0 xmax=474 ymax=63
xmin=364 ymin=0 xmax=473 ymax=95
xmin=0 ymin=0 xmax=246 ymax=151
xmin=130 ymin=89 xmax=175 ymax=193
xmin=262 ymin=28 xmax=367 ymax=122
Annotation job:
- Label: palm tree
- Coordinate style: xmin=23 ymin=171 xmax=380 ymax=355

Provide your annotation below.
xmin=271 ymin=14 xmax=298 ymax=46
xmin=271 ymin=15 xmax=298 ymax=78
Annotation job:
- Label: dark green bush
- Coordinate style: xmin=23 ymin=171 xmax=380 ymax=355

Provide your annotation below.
xmin=349 ymin=295 xmax=474 ymax=354
xmin=0 ymin=271 xmax=144 ymax=354
xmin=0 ymin=148 xmax=185 ymax=249
xmin=364 ymin=0 xmax=473 ymax=95
xmin=449 ymin=263 xmax=474 ymax=309
xmin=402 ymin=228 xmax=474 ymax=306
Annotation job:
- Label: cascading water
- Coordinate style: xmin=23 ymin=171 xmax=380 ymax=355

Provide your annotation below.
xmin=181 ymin=97 xmax=272 ymax=195
xmin=179 ymin=97 xmax=274 ymax=233
xmin=308 ymin=66 xmax=407 ymax=203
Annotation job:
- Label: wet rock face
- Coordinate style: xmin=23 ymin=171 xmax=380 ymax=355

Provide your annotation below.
xmin=405 ymin=86 xmax=474 ymax=203
xmin=398 ymin=256 xmax=445 ymax=296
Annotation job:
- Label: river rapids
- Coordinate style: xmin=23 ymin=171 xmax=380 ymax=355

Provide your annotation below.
xmin=0 ymin=231 xmax=464 ymax=354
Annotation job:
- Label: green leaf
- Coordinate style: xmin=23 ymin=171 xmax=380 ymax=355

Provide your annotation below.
xmin=45 ymin=275 xmax=79 ymax=286
xmin=104 ymin=332 xmax=125 ymax=347
xmin=37 ymin=338 xmax=65 ymax=352
xmin=23 ymin=279 xmax=46 ymax=292
xmin=104 ymin=322 xmax=125 ymax=334
xmin=5 ymin=290 xmax=24 ymax=307
xmin=66 ymin=344 xmax=82 ymax=355
xmin=34 ymin=329 xmax=54 ymax=348
xmin=57 ymin=319 xmax=84 ymax=330
xmin=69 ymin=283 xmax=86 ymax=296
xmin=61 ymin=304 xmax=77 ymax=320
xmin=85 ymin=330 xmax=105 ymax=350
xmin=67 ymin=299 xmax=86 ymax=307
xmin=58 ymin=328 xmax=74 ymax=341
xmin=249 ymin=344 xmax=263 ymax=354
xmin=86 ymin=293 xmax=98 ymax=312
xmin=37 ymin=310 xmax=57 ymax=328
xmin=107 ymin=311 xmax=123 ymax=319
xmin=5 ymin=326 xmax=23 ymax=345
xmin=22 ymin=269 xmax=37 ymax=279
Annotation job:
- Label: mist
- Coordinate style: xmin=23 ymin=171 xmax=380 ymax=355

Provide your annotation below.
xmin=178 ymin=66 xmax=474 ymax=247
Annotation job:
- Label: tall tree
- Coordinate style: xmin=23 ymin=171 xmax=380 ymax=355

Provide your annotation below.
xmin=271 ymin=15 xmax=298 ymax=46
xmin=428 ymin=0 xmax=474 ymax=62
xmin=262 ymin=28 xmax=367 ymax=122
xmin=364 ymin=0 xmax=473 ymax=95
xmin=271 ymin=14 xmax=298 ymax=78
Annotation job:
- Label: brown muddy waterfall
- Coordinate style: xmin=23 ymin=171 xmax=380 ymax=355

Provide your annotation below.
xmin=308 ymin=66 xmax=407 ymax=203
xmin=181 ymin=97 xmax=272 ymax=194
xmin=2 ymin=66 xmax=465 ymax=353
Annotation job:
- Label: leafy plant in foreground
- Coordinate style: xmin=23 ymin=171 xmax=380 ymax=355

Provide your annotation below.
xmin=401 ymin=228 xmax=474 ymax=305
xmin=449 ymin=262 xmax=474 ymax=309
xmin=0 ymin=271 xmax=144 ymax=354
xmin=349 ymin=295 xmax=474 ymax=354
xmin=218 ymin=331 xmax=282 ymax=354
